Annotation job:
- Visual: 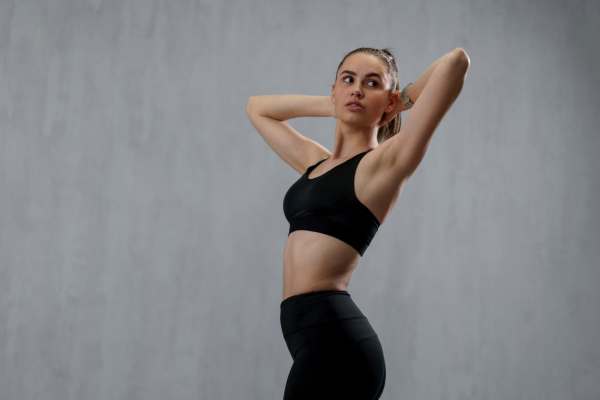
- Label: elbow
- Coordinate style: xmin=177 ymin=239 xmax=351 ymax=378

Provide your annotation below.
xmin=446 ymin=49 xmax=470 ymax=78
xmin=246 ymin=97 xmax=256 ymax=115
xmin=453 ymin=48 xmax=470 ymax=67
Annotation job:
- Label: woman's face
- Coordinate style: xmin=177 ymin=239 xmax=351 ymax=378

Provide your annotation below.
xmin=332 ymin=53 xmax=394 ymax=127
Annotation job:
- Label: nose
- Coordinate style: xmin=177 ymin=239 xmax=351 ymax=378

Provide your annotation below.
xmin=351 ymin=83 xmax=363 ymax=98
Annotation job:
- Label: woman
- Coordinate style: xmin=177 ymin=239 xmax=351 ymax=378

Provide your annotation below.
xmin=246 ymin=47 xmax=469 ymax=399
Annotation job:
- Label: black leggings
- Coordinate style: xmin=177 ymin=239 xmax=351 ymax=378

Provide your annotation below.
xmin=280 ymin=290 xmax=386 ymax=399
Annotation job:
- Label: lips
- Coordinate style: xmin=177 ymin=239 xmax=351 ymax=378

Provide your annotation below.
xmin=346 ymin=100 xmax=364 ymax=108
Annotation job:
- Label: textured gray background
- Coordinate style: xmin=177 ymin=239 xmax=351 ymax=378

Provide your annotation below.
xmin=1 ymin=0 xmax=599 ymax=399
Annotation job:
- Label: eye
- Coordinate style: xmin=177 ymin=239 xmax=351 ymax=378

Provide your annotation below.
xmin=343 ymin=76 xmax=379 ymax=87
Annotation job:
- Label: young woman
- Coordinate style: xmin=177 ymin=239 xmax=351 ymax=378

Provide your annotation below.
xmin=246 ymin=47 xmax=469 ymax=399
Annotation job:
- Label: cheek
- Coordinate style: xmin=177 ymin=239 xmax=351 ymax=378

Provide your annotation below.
xmin=376 ymin=95 xmax=392 ymax=111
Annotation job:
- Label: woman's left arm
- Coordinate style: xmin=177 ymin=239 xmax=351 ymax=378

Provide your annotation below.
xmin=383 ymin=48 xmax=469 ymax=120
xmin=405 ymin=49 xmax=469 ymax=108
xmin=379 ymin=48 xmax=470 ymax=179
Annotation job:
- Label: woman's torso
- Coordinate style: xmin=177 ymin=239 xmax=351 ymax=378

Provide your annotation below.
xmin=282 ymin=148 xmax=405 ymax=301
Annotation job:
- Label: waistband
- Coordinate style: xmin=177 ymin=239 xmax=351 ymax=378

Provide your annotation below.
xmin=280 ymin=290 xmax=349 ymax=308
xmin=280 ymin=290 xmax=366 ymax=338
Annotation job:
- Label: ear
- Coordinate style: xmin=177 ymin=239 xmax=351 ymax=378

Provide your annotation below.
xmin=331 ymin=84 xmax=336 ymax=104
xmin=385 ymin=91 xmax=399 ymax=112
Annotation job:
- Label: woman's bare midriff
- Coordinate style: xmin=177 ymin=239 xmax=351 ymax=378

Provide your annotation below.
xmin=282 ymin=230 xmax=363 ymax=302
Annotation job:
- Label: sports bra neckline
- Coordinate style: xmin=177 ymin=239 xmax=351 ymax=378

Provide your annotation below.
xmin=305 ymin=149 xmax=372 ymax=180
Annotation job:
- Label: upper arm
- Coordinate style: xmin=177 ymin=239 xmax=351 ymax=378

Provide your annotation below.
xmin=246 ymin=100 xmax=331 ymax=175
xmin=380 ymin=50 xmax=470 ymax=180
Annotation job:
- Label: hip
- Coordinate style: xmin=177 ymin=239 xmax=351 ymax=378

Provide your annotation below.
xmin=280 ymin=290 xmax=380 ymax=360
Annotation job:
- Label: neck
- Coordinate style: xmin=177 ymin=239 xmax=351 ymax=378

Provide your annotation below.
xmin=331 ymin=120 xmax=379 ymax=159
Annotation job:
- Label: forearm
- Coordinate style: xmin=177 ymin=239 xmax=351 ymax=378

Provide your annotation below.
xmin=246 ymin=95 xmax=332 ymax=121
xmin=404 ymin=48 xmax=467 ymax=106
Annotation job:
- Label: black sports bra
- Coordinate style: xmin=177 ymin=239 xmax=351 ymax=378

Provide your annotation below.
xmin=282 ymin=149 xmax=380 ymax=256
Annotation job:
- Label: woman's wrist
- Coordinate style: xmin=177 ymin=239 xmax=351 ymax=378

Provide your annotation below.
xmin=406 ymin=83 xmax=416 ymax=105
xmin=400 ymin=83 xmax=414 ymax=111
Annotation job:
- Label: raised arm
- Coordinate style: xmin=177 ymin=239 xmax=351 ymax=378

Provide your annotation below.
xmin=246 ymin=95 xmax=333 ymax=174
xmin=379 ymin=48 xmax=470 ymax=180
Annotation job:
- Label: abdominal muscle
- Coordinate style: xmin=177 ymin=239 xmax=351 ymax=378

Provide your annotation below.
xmin=282 ymin=230 xmax=362 ymax=302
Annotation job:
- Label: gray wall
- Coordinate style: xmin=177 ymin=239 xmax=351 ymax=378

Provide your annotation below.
xmin=1 ymin=0 xmax=599 ymax=399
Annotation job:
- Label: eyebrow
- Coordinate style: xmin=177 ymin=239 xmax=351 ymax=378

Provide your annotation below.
xmin=339 ymin=70 xmax=384 ymax=80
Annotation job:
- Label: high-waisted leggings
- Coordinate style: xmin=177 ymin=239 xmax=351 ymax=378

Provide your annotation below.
xmin=280 ymin=290 xmax=386 ymax=399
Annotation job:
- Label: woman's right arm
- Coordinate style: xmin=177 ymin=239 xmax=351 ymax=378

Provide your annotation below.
xmin=247 ymin=95 xmax=334 ymax=120
xmin=246 ymin=95 xmax=333 ymax=174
